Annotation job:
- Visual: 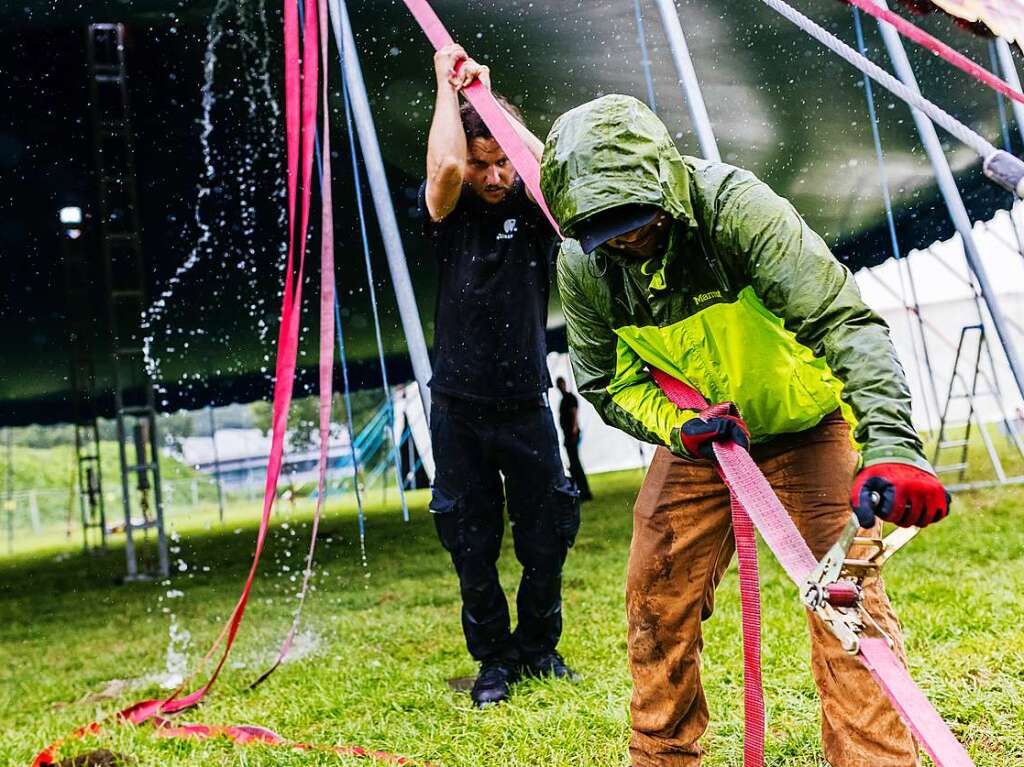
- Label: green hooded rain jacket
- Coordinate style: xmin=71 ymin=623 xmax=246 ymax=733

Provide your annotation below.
xmin=539 ymin=94 xmax=930 ymax=472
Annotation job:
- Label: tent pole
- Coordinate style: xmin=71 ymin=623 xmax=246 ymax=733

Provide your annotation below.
xmin=994 ymin=39 xmax=1024 ymax=150
xmin=652 ymin=0 xmax=721 ymax=161
xmin=851 ymin=6 xmax=941 ymax=426
xmin=992 ymin=39 xmax=1024 ymax=263
xmin=327 ymin=0 xmax=433 ymax=417
xmin=633 ymin=0 xmax=658 ymax=113
xmin=870 ymin=0 xmax=1024 ymax=405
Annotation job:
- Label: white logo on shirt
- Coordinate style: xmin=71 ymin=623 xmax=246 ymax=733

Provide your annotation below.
xmin=497 ymin=218 xmax=518 ymax=241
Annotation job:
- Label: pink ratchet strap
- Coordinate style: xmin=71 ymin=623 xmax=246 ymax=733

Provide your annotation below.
xmin=250 ymin=0 xmax=337 ymax=689
xmin=651 ymin=369 xmax=974 ymax=767
xmin=845 ymin=0 xmax=1024 ymax=108
xmin=94 ymin=0 xmax=324 ymax=724
xmin=400 ymin=0 xmax=561 ymax=236
xmin=33 ymin=0 xmax=406 ymax=763
xmin=153 ymin=0 xmax=322 ymax=715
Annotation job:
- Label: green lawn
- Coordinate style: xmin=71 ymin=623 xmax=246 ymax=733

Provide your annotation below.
xmin=1 ymin=469 xmax=1022 ymax=766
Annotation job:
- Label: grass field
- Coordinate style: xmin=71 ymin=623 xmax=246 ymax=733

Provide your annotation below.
xmin=1 ymin=469 xmax=1022 ymax=766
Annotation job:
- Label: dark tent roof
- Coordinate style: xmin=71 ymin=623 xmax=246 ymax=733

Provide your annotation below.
xmin=1 ymin=0 xmax=1018 ymax=425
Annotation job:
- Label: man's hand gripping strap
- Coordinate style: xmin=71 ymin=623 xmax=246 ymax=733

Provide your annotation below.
xmin=650 ymin=367 xmax=975 ymax=767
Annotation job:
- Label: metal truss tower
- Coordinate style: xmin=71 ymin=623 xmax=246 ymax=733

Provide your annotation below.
xmin=86 ymin=23 xmax=168 ymax=579
xmin=60 ymin=207 xmax=107 ymax=552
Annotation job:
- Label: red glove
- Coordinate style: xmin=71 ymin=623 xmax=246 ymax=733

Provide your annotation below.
xmin=680 ymin=408 xmax=750 ymax=460
xmin=850 ymin=463 xmax=950 ymax=529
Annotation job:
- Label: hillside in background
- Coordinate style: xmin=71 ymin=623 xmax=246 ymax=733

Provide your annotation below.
xmin=0 ymin=442 xmax=200 ymax=495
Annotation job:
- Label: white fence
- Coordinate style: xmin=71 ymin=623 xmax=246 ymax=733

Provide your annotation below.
xmin=0 ymin=477 xmax=245 ymax=556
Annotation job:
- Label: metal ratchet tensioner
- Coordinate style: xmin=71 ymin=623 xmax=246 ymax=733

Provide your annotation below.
xmin=801 ymin=491 xmax=921 ymax=654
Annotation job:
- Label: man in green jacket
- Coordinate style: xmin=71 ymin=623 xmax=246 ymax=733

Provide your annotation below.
xmin=540 ymin=94 xmax=950 ymax=767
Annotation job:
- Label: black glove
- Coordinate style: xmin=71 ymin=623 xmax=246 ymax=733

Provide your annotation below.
xmin=680 ymin=413 xmax=751 ymax=460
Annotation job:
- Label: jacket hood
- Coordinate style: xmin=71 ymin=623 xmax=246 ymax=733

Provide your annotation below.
xmin=540 ymin=94 xmax=696 ymax=238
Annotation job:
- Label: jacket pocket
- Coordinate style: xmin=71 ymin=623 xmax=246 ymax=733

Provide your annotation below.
xmin=429 ymin=489 xmax=462 ymax=553
xmin=552 ymin=479 xmax=581 ymax=548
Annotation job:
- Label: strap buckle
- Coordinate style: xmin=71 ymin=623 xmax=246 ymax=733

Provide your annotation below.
xmin=801 ymin=513 xmax=920 ymax=654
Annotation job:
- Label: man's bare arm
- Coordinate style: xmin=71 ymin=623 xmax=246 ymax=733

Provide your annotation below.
xmin=425 ymin=44 xmax=469 ymax=222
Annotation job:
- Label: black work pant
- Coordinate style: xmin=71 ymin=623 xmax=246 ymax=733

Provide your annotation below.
xmin=429 ymin=394 xmax=580 ymax=663
xmin=563 ymin=434 xmax=592 ymax=500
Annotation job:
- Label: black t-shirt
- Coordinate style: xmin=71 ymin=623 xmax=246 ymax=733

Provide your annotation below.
xmin=558 ymin=391 xmax=578 ymax=434
xmin=419 ymin=178 xmax=557 ymax=401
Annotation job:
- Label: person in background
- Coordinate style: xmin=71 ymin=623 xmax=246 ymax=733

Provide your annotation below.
xmin=556 ymin=376 xmax=593 ymax=502
xmin=420 ymin=42 xmax=580 ymax=708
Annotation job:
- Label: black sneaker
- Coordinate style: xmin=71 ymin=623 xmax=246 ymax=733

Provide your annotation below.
xmin=470 ymin=660 xmax=519 ymax=708
xmin=522 ymin=651 xmax=581 ymax=681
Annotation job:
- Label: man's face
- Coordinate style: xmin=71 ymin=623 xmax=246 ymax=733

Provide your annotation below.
xmin=464 ymin=138 xmax=516 ymax=204
xmin=605 ymin=210 xmax=672 ymax=260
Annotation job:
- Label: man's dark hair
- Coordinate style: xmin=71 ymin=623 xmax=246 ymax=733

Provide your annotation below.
xmin=460 ymin=93 xmax=525 ymax=142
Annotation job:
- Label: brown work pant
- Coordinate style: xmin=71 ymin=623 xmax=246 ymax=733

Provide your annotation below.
xmin=627 ymin=412 xmax=918 ymax=767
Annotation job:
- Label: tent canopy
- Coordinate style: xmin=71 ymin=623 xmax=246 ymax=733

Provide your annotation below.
xmin=1 ymin=0 xmax=1020 ymax=425
xmin=855 ymin=206 xmax=1024 ymax=429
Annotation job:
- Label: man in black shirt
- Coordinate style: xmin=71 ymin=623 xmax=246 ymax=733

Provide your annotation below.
xmin=421 ymin=43 xmax=580 ymax=707
xmin=556 ymin=377 xmax=593 ymax=502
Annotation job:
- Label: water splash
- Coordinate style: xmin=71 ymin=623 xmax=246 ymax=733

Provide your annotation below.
xmin=239 ymin=0 xmax=288 ymax=344
xmin=142 ymin=0 xmax=229 ymax=381
xmin=149 ymin=612 xmax=192 ymax=690
xmin=360 ymin=529 xmax=370 ymax=585
xmin=280 ymin=628 xmax=320 ymax=664
xmin=252 ymin=0 xmax=288 ymax=287
xmin=142 ymin=0 xmax=287 ymax=384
